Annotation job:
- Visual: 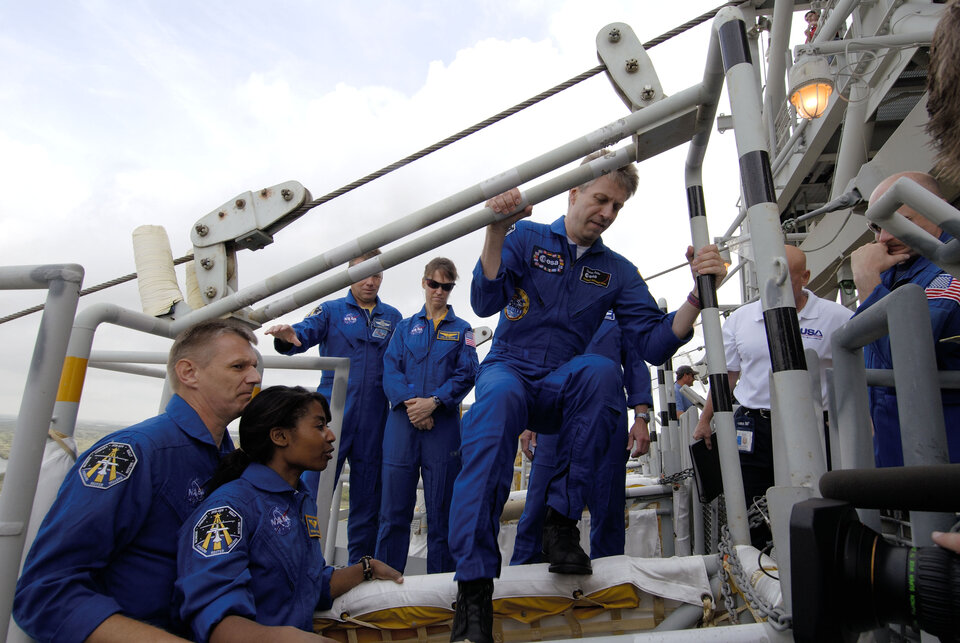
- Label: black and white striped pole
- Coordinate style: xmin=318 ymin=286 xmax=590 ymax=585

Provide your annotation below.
xmin=714 ymin=7 xmax=827 ymax=498
xmin=685 ymin=24 xmax=751 ymax=545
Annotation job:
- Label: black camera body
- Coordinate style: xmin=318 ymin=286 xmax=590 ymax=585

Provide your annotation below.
xmin=791 ymin=497 xmax=960 ymax=642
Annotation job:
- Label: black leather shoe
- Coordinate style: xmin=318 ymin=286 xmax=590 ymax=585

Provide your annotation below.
xmin=542 ymin=507 xmax=592 ymax=575
xmin=450 ymin=579 xmax=494 ymax=643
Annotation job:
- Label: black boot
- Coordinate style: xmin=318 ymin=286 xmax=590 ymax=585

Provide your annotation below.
xmin=542 ymin=507 xmax=592 ymax=575
xmin=450 ymin=579 xmax=494 ymax=643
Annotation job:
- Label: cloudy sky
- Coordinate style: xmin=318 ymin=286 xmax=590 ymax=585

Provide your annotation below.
xmin=0 ymin=1 xmax=808 ymax=424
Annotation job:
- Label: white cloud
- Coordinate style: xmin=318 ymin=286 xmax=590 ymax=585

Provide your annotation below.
xmin=1 ymin=0 xmax=748 ymax=423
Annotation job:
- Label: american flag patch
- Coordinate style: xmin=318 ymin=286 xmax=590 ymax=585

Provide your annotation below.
xmin=926 ymin=274 xmax=960 ymax=305
xmin=465 ymin=330 xmax=476 ymax=347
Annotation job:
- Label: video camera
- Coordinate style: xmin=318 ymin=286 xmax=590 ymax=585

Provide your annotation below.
xmin=790 ymin=465 xmax=960 ymax=642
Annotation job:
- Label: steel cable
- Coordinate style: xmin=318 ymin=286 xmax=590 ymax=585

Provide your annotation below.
xmin=3 ymin=0 xmax=746 ymax=325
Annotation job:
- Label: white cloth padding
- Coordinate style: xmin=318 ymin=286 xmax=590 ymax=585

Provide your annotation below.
xmin=625 ymin=507 xmax=661 ymax=558
xmin=318 ymin=554 xmax=712 ymax=622
xmin=23 ymin=435 xmax=76 ymax=565
xmin=734 ymin=545 xmax=783 ymax=608
xmin=132 ymin=225 xmax=183 ymax=316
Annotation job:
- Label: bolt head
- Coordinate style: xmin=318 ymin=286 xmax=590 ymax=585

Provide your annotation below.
xmin=235 ymin=198 xmax=245 ymax=209
xmin=260 ymin=188 xmax=269 ymax=197
xmin=200 ymin=258 xmax=214 ymax=269
xmin=195 ymin=224 xmax=209 ymax=236
xmin=204 ymin=286 xmax=217 ymax=298
xmin=608 ymin=28 xmax=621 ymax=43
xmin=281 ymin=188 xmax=293 ymax=201
xmin=625 ymin=58 xmax=639 ymax=73
xmin=218 ymin=210 xmax=226 ymax=218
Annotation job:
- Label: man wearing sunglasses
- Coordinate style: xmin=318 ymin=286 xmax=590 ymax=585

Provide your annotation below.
xmin=265 ymin=249 xmax=402 ymax=564
xmin=851 ymin=171 xmax=960 ymax=467
xmin=447 ymin=149 xmax=727 ymax=643
xmin=375 ymin=257 xmax=479 ymax=574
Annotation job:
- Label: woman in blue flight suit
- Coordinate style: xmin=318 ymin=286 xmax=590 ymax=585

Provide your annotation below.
xmin=375 ymin=258 xmax=480 ymax=573
xmin=176 ymin=386 xmax=402 ymax=642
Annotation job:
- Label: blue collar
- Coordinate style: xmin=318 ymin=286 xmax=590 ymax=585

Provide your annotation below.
xmin=241 ymin=462 xmax=309 ymax=495
xmin=165 ymin=394 xmax=234 ymax=452
xmin=415 ymin=304 xmax=458 ymax=324
xmin=550 ymin=216 xmax=607 ymax=256
xmin=345 ymin=289 xmax=383 ymax=314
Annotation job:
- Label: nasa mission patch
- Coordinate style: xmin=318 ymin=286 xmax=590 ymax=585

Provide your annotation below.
xmin=504 ymin=288 xmax=530 ymax=321
xmin=192 ymin=505 xmax=243 ymax=557
xmin=78 ymin=442 xmax=138 ymax=490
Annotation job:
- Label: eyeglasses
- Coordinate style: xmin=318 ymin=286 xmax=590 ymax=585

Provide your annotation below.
xmin=425 ymin=278 xmax=455 ymax=291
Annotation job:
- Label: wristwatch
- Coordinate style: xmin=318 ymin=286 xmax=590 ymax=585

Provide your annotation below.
xmin=432 ymin=395 xmax=442 ymax=408
xmin=359 ymin=555 xmax=374 ymax=581
xmin=635 ymin=410 xmax=652 ymax=422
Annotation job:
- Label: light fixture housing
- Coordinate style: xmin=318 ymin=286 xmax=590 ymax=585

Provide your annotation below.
xmin=789 ymin=55 xmax=834 ymax=119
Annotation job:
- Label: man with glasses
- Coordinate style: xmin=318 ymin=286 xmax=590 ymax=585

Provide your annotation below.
xmin=375 ymin=257 xmax=479 ymax=574
xmin=266 ymin=249 xmax=402 ymax=564
xmin=851 ymin=171 xmax=960 ymax=466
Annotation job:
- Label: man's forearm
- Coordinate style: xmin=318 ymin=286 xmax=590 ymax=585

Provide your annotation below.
xmin=479 ymin=227 xmax=507 ymax=280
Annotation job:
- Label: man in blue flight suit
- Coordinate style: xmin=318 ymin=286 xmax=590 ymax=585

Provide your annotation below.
xmin=511 ymin=311 xmax=652 ymax=564
xmin=14 ymin=319 xmax=261 ymax=642
xmin=851 ymin=171 xmax=960 ymax=466
xmin=266 ymin=248 xmax=402 ymax=564
xmin=447 ymin=149 xmax=727 ymax=643
xmin=375 ymin=257 xmax=479 ymax=574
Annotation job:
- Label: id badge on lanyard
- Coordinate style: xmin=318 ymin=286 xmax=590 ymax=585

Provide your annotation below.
xmin=735 ymin=414 xmax=755 ymax=454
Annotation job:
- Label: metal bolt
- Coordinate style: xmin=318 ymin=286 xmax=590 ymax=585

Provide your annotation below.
xmin=608 ymin=28 xmax=621 ymax=43
xmin=641 ymin=84 xmax=655 ymax=101
xmin=217 ymin=210 xmax=226 ymax=218
xmin=235 ymin=198 xmax=245 ymax=209
xmin=204 ymin=286 xmax=218 ymax=298
xmin=200 ymin=258 xmax=214 ymax=270
xmin=260 ymin=188 xmax=269 ymax=197
xmin=625 ymin=59 xmax=639 ymax=73
xmin=195 ymin=224 xmax=209 ymax=237
xmin=281 ymin=188 xmax=293 ymax=201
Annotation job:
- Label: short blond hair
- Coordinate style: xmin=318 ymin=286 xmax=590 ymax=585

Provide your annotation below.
xmin=167 ymin=320 xmax=257 ymax=391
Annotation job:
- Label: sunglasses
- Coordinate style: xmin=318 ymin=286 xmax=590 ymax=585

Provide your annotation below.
xmin=867 ymin=221 xmax=883 ymax=234
xmin=425 ymin=278 xmax=455 ymax=292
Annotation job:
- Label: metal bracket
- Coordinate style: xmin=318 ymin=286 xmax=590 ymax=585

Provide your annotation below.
xmin=596 ymin=23 xmax=664 ymax=112
xmin=189 ymin=181 xmax=310 ymax=304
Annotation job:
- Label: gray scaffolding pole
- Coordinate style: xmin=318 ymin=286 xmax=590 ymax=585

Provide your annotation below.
xmin=0 ymin=265 xmax=83 ymax=639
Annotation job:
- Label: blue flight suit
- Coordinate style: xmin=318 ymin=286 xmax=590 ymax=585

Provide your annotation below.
xmin=374 ymin=305 xmax=479 ymax=573
xmin=14 ymin=395 xmax=233 ymax=642
xmin=858 ymin=233 xmax=960 ymax=466
xmin=176 ymin=463 xmax=335 ymax=642
xmin=511 ymin=312 xmax=652 ymax=564
xmin=449 ymin=216 xmax=688 ymax=581
xmin=276 ymin=290 xmax=402 ymax=563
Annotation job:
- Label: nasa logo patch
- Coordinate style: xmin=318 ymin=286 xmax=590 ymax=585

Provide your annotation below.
xmin=504 ymin=288 xmax=530 ymax=321
xmin=343 ymin=313 xmax=359 ymax=325
xmin=270 ymin=505 xmax=292 ymax=536
xmin=192 ymin=505 xmax=243 ymax=557
xmin=580 ymin=266 xmax=611 ymax=288
xmin=604 ymin=310 xmax=616 ymax=321
xmin=530 ymin=247 xmax=565 ymax=274
xmin=78 ymin=442 xmax=138 ymax=490
xmin=185 ymin=477 xmax=205 ymax=507
xmin=410 ymin=323 xmax=425 ymax=335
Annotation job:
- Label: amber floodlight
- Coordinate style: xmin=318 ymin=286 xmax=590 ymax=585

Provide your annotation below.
xmin=789 ymin=55 xmax=833 ymax=119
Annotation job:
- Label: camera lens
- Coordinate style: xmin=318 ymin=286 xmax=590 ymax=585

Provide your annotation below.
xmin=792 ymin=498 xmax=960 ymax=642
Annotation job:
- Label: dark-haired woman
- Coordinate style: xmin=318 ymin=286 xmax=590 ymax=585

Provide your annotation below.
xmin=176 ymin=385 xmax=402 ymax=642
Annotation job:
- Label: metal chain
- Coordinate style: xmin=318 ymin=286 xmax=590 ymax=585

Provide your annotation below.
xmin=717 ymin=522 xmax=793 ymax=631
xmin=2 ymin=1 xmax=749 ymax=325
xmin=659 ymin=467 xmax=695 ymax=485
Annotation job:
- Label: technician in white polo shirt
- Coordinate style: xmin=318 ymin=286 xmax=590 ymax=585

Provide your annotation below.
xmin=693 ymin=245 xmax=851 ymax=548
